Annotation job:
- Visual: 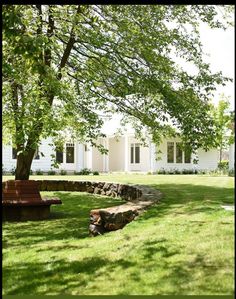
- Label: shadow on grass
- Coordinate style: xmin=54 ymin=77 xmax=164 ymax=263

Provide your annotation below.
xmin=4 ymin=256 xmax=136 ymax=295
xmin=3 ymin=192 xmax=124 ymax=247
xmin=4 ymin=238 xmax=233 ymax=295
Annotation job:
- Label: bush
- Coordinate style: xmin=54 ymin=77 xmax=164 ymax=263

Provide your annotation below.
xmin=218 ymin=160 xmax=229 ymax=171
xmin=10 ymin=167 xmax=16 ymax=175
xmin=157 ymin=168 xmax=165 ymax=174
xmin=174 ymin=169 xmax=181 ymax=174
xmin=78 ymin=168 xmax=92 ymax=175
xmin=60 ymin=169 xmax=67 ymax=175
xmin=93 ymin=171 xmax=99 ymax=175
xmin=48 ymin=169 xmax=56 ymax=175
xmin=228 ymin=169 xmax=235 ymax=177
xmin=35 ymin=169 xmax=43 ymax=175
xmin=30 ymin=169 xmax=34 ymax=175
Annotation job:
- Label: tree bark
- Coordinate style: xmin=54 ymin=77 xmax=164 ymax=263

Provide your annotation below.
xmin=15 ymin=150 xmax=35 ymax=180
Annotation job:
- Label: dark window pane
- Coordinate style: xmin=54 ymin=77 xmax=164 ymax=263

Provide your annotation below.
xmin=135 ymin=145 xmax=140 ymax=164
xmin=66 ymin=144 xmax=74 ymax=163
xmin=167 ymin=142 xmax=174 ymax=163
xmin=56 ymin=150 xmax=63 ymax=163
xmin=131 ymin=145 xmax=134 ymax=164
xmin=176 ymin=142 xmax=183 ymax=163
xmin=12 ymin=147 xmax=17 ymax=159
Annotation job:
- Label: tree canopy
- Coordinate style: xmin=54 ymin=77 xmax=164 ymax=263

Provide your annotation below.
xmin=2 ymin=5 xmax=233 ymax=179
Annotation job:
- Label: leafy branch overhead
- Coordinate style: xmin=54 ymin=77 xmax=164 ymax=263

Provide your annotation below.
xmin=2 ymin=5 xmax=233 ymax=179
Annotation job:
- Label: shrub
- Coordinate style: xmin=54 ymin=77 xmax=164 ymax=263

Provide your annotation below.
xmin=93 ymin=171 xmax=99 ymax=175
xmin=228 ymin=169 xmax=235 ymax=177
xmin=174 ymin=169 xmax=181 ymax=174
xmin=10 ymin=167 xmax=16 ymax=175
xmin=48 ymin=169 xmax=56 ymax=175
xmin=30 ymin=169 xmax=34 ymax=175
xmin=35 ymin=169 xmax=43 ymax=175
xmin=79 ymin=168 xmax=92 ymax=175
xmin=218 ymin=160 xmax=229 ymax=171
xmin=157 ymin=168 xmax=165 ymax=174
xmin=60 ymin=169 xmax=67 ymax=175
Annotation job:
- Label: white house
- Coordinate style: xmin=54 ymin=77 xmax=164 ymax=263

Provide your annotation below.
xmin=2 ymin=134 xmax=220 ymax=173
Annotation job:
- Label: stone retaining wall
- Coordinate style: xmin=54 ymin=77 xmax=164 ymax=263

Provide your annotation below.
xmin=2 ymin=180 xmax=163 ymax=236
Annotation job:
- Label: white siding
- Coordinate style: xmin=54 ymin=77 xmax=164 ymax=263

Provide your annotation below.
xmin=109 ymin=137 xmax=125 ymax=171
xmin=2 ymin=137 xmax=54 ymax=172
xmin=229 ymin=143 xmax=235 ymax=170
xmin=92 ymin=144 xmax=103 ymax=172
xmin=196 ymin=148 xmax=219 ymax=170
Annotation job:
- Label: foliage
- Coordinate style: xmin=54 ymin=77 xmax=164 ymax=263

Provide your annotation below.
xmin=10 ymin=167 xmax=16 ymax=175
xmin=2 ymin=5 xmax=233 ymax=179
xmin=218 ymin=160 xmax=229 ymax=171
xmin=210 ymin=95 xmax=234 ymax=162
xmin=93 ymin=171 xmax=99 ymax=175
xmin=60 ymin=169 xmax=67 ymax=175
xmin=35 ymin=169 xmax=43 ymax=175
xmin=47 ymin=169 xmax=56 ymax=175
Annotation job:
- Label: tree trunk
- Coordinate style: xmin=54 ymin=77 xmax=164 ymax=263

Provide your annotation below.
xmin=15 ymin=150 xmax=35 ymax=180
xmin=219 ymin=145 xmax=222 ymax=163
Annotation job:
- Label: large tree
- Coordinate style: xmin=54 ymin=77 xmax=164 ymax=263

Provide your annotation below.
xmin=2 ymin=5 xmax=233 ymax=179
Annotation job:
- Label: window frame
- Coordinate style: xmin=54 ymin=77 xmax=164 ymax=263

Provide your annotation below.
xmin=130 ymin=143 xmax=141 ymax=164
xmin=66 ymin=143 xmax=75 ymax=164
xmin=167 ymin=141 xmax=192 ymax=164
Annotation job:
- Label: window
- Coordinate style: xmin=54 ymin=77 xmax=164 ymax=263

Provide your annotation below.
xmin=167 ymin=142 xmax=174 ymax=163
xmin=12 ymin=147 xmax=17 ymax=159
xmin=56 ymin=148 xmax=63 ymax=163
xmin=66 ymin=143 xmax=74 ymax=163
xmin=176 ymin=142 xmax=183 ymax=163
xmin=167 ymin=141 xmax=192 ymax=164
xmin=131 ymin=143 xmax=140 ymax=164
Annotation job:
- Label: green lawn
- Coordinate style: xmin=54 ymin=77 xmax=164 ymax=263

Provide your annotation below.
xmin=2 ymin=174 xmax=235 ymax=295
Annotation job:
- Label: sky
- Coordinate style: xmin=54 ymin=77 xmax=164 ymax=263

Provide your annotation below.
xmin=199 ymin=21 xmax=234 ymax=109
xmin=102 ymin=10 xmax=235 ymax=134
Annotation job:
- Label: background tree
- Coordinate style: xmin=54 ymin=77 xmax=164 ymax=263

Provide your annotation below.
xmin=211 ymin=95 xmax=234 ymax=163
xmin=2 ymin=5 xmax=233 ymax=180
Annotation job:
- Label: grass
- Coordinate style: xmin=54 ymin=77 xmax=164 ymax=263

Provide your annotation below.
xmin=2 ymin=174 xmax=235 ymax=295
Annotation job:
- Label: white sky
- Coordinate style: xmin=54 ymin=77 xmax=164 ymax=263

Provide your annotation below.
xmin=102 ymin=11 xmax=235 ymax=134
xmin=199 ymin=22 xmax=234 ymax=109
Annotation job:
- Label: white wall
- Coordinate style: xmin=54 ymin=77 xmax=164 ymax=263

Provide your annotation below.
xmin=196 ymin=148 xmax=219 ymax=170
xmin=2 ymin=137 xmax=54 ymax=172
xmin=109 ymin=137 xmax=125 ymax=171
xmin=228 ymin=143 xmax=234 ymax=170
xmin=92 ymin=139 xmax=104 ymax=172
